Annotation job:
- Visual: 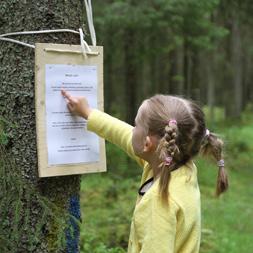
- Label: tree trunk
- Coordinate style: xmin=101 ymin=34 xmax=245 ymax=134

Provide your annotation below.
xmin=124 ymin=28 xmax=137 ymax=125
xmin=183 ymin=39 xmax=192 ymax=98
xmin=0 ymin=1 xmax=85 ymax=252
xmin=231 ymin=15 xmax=243 ymax=118
xmin=206 ymin=52 xmax=215 ymax=122
xmin=243 ymin=42 xmax=253 ymax=106
xmin=104 ymin=27 xmax=114 ymax=112
xmin=174 ymin=45 xmax=184 ymax=95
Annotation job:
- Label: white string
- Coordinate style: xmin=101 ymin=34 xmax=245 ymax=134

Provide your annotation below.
xmin=0 ymin=29 xmax=79 ymax=38
xmin=0 ymin=1 xmax=97 ymax=52
xmin=0 ymin=29 xmax=90 ymax=53
xmin=84 ymin=0 xmax=96 ymax=46
xmin=0 ymin=37 xmax=35 ymax=49
xmin=0 ymin=29 xmax=80 ymax=48
xmin=79 ymin=28 xmax=91 ymax=58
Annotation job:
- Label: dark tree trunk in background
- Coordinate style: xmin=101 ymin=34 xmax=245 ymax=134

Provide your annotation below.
xmin=231 ymin=14 xmax=243 ymax=118
xmin=174 ymin=46 xmax=184 ymax=95
xmin=183 ymin=39 xmax=193 ymax=98
xmin=243 ymin=42 xmax=253 ymax=105
xmin=224 ymin=8 xmax=243 ymax=119
xmin=104 ymin=27 xmax=114 ymax=112
xmin=124 ymin=28 xmax=137 ymax=124
xmin=206 ymin=52 xmax=215 ymax=122
xmin=0 ymin=1 xmax=84 ymax=252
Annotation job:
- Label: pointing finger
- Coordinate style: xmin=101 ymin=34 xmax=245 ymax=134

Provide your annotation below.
xmin=61 ymin=89 xmax=74 ymax=103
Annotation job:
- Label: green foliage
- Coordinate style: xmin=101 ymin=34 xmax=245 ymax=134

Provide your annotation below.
xmin=241 ymin=103 xmax=253 ymax=124
xmin=80 ymin=170 xmax=140 ymax=252
xmin=0 ymin=116 xmax=16 ymax=146
xmin=95 ymin=0 xmax=228 ymax=51
xmin=196 ymin=158 xmax=253 ymax=253
xmin=79 ymin=142 xmax=142 ymax=252
xmin=81 ymin=230 xmax=125 ymax=253
xmin=203 ymin=106 xmax=225 ymax=124
xmin=106 ymin=141 xmax=140 ymax=178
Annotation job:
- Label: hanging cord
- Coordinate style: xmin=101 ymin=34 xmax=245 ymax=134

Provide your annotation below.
xmin=84 ymin=0 xmax=96 ymax=46
xmin=0 ymin=0 xmax=97 ymax=56
xmin=0 ymin=29 xmax=94 ymax=56
xmin=0 ymin=36 xmax=36 ymax=49
xmin=0 ymin=29 xmax=80 ymax=49
xmin=0 ymin=29 xmax=80 ymax=38
xmin=79 ymin=28 xmax=91 ymax=58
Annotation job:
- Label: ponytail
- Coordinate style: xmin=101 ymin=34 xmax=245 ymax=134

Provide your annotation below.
xmin=200 ymin=130 xmax=229 ymax=196
xmin=156 ymin=119 xmax=180 ymax=206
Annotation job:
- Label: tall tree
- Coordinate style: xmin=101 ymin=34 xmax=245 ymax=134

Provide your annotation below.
xmin=94 ymin=0 xmax=228 ymax=116
xmin=231 ymin=12 xmax=243 ymax=118
xmin=0 ymin=1 xmax=85 ymax=252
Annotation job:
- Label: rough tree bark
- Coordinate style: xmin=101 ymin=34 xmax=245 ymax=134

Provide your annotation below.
xmin=0 ymin=1 xmax=85 ymax=252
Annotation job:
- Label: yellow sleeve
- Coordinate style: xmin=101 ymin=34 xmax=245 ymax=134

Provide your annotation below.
xmin=138 ymin=196 xmax=179 ymax=253
xmin=87 ymin=109 xmax=145 ymax=168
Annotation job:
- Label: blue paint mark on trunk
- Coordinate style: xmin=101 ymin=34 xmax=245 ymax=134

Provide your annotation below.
xmin=66 ymin=195 xmax=81 ymax=253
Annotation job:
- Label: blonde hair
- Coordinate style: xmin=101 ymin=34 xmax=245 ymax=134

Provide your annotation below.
xmin=139 ymin=94 xmax=228 ymax=205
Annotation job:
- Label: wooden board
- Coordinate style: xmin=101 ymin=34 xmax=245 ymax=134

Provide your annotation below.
xmin=35 ymin=43 xmax=106 ymax=177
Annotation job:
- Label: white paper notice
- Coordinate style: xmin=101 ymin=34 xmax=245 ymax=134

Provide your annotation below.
xmin=45 ymin=64 xmax=99 ymax=165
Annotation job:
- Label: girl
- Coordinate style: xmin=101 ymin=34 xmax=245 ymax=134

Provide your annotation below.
xmin=61 ymin=90 xmax=228 ymax=253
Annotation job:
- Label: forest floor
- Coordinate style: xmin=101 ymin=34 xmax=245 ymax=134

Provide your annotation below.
xmin=79 ymin=118 xmax=253 ymax=253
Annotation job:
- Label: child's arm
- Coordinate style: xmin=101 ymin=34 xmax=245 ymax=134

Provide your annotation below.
xmin=61 ymin=90 xmax=145 ymax=168
xmin=87 ymin=109 xmax=145 ymax=167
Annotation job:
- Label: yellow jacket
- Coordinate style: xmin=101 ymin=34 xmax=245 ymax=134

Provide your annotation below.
xmin=87 ymin=109 xmax=201 ymax=253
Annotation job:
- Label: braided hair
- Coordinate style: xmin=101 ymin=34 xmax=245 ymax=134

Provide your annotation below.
xmin=140 ymin=94 xmax=228 ymax=205
xmin=155 ymin=119 xmax=180 ymax=204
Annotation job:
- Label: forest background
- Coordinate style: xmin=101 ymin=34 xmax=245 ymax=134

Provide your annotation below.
xmin=81 ymin=0 xmax=253 ymax=252
xmin=0 ymin=0 xmax=252 ymax=252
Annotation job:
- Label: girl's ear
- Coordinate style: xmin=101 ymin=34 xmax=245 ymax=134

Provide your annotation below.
xmin=143 ymin=135 xmax=157 ymax=152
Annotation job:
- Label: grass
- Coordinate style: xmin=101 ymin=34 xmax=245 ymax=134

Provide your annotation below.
xmin=79 ymin=121 xmax=253 ymax=253
xmin=197 ymin=158 xmax=253 ymax=253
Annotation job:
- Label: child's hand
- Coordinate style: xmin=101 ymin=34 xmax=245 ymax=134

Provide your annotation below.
xmin=61 ymin=89 xmax=92 ymax=119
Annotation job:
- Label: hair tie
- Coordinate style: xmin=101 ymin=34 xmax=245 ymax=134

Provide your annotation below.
xmin=205 ymin=129 xmax=210 ymax=137
xmin=167 ymin=119 xmax=177 ymax=126
xmin=164 ymin=156 xmax=172 ymax=166
xmin=217 ymin=159 xmax=224 ymax=167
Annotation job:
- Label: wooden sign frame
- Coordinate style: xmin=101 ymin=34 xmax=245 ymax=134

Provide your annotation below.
xmin=35 ymin=43 xmax=106 ymax=177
